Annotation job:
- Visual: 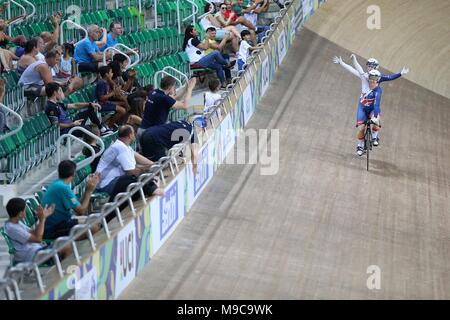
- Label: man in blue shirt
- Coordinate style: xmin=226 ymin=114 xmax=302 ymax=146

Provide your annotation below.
xmin=74 ymin=25 xmax=112 ymax=73
xmin=99 ymin=22 xmax=121 ymax=52
xmin=42 ymin=160 xmax=101 ymax=239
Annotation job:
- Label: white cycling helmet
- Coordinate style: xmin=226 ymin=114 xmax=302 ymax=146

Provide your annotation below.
xmin=366 ymin=58 xmax=380 ymax=69
xmin=368 ymin=69 xmax=381 ymax=80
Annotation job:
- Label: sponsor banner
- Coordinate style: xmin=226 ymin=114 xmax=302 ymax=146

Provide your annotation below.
xmin=75 ymin=267 xmax=97 ymax=300
xmin=151 ymin=169 xmax=186 ymax=254
xmin=242 ymin=83 xmax=253 ymax=126
xmin=291 ymin=0 xmax=304 ymax=34
xmin=219 ymin=113 xmax=235 ymax=164
xmin=261 ymin=56 xmax=271 ymax=96
xmin=114 ymin=222 xmax=137 ymax=299
xmin=278 ymin=29 xmax=288 ymax=63
xmin=303 ymin=0 xmax=313 ymax=20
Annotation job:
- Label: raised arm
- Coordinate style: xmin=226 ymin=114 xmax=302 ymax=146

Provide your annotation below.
xmin=351 ymin=54 xmax=365 ymax=75
xmin=333 ymin=56 xmax=360 ymax=78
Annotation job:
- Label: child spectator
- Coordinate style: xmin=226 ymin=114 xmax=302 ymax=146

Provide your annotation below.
xmin=204 ymin=79 xmax=222 ymax=113
xmin=57 ymin=42 xmax=76 ymax=78
xmin=45 ymin=82 xmax=111 ymax=136
xmin=4 ymin=197 xmax=72 ymax=263
xmin=237 ymin=30 xmax=258 ymax=71
xmin=95 ymin=65 xmax=128 ymax=130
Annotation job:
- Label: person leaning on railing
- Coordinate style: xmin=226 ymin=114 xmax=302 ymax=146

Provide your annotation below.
xmin=95 ymin=125 xmax=164 ymax=220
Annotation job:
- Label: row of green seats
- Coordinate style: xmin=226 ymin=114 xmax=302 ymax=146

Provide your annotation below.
xmin=0 ymin=71 xmax=24 ymax=112
xmin=0 ymin=113 xmax=59 ymax=183
xmin=118 ymin=27 xmax=183 ymax=62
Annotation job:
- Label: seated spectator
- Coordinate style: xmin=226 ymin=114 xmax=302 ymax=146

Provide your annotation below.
xmin=17 ymin=38 xmax=39 ymax=74
xmin=74 ymin=25 xmax=112 ymax=73
xmin=96 ymin=125 xmax=162 ymax=219
xmin=95 ymin=65 xmax=128 ymax=130
xmin=140 ymin=120 xmax=199 ymax=174
xmin=99 ymin=21 xmax=122 ymax=52
xmin=4 ymin=198 xmax=72 ymax=264
xmin=138 ymin=75 xmax=196 ymax=143
xmin=42 ymin=160 xmax=101 ymax=239
xmin=45 ymin=82 xmax=111 ymax=136
xmin=19 ymin=50 xmax=83 ymax=97
xmin=200 ymin=3 xmax=240 ymax=52
xmin=183 ymin=25 xmax=234 ymax=88
xmin=56 ymin=42 xmax=76 ymax=78
xmin=204 ymin=79 xmax=222 ymax=113
xmin=237 ymin=30 xmax=259 ymax=71
xmin=203 ymin=27 xmax=234 ymax=56
xmin=109 ymin=55 xmax=150 ymax=122
xmin=235 ymin=0 xmax=270 ymax=43
xmin=39 ymin=13 xmax=61 ymax=55
xmin=216 ymin=0 xmax=257 ymax=44
xmin=82 ymin=125 xmax=102 ymax=173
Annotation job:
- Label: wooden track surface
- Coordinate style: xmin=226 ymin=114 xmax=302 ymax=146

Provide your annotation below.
xmin=120 ymin=27 xmax=450 ymax=299
xmin=305 ymin=0 xmax=450 ymax=99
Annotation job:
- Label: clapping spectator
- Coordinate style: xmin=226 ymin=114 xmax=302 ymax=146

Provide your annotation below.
xmin=17 ymin=38 xmax=39 ymax=74
xmin=183 ymin=26 xmax=234 ymax=88
xmin=41 ymin=160 xmax=101 ymax=239
xmin=4 ymin=198 xmax=72 ymax=263
xmin=74 ymin=25 xmax=112 ymax=73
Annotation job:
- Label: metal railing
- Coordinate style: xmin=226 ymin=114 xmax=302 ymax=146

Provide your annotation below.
xmin=103 ymin=44 xmax=140 ymax=69
xmin=0 ymin=103 xmax=23 ymax=142
xmin=60 ymin=20 xmax=88 ymax=46
xmin=154 ymin=66 xmax=189 ymax=91
xmin=0 ymin=0 xmax=293 ymax=300
xmin=177 ymin=0 xmax=199 ymax=34
xmin=197 ymin=1 xmax=215 ymax=21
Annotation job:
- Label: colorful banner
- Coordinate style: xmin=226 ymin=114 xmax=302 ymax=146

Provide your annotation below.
xmin=114 ymin=222 xmax=137 ymax=299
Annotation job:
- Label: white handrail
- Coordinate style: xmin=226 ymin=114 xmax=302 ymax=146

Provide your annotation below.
xmin=57 ymin=133 xmax=96 ymax=171
xmin=163 ymin=66 xmax=189 ymax=85
xmin=154 ymin=70 xmax=183 ymax=89
xmin=154 ymin=0 xmax=158 ymax=28
xmin=0 ymin=103 xmax=23 ymax=142
xmin=60 ymin=20 xmax=88 ymax=46
xmin=103 ymin=47 xmax=130 ymax=67
xmin=68 ymin=126 xmax=105 ymax=157
xmin=177 ymin=0 xmax=199 ymax=33
xmin=197 ymin=1 xmax=214 ymax=21
xmin=114 ymin=43 xmax=140 ymax=68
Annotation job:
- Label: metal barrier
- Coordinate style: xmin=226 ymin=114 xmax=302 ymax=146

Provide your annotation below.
xmin=0 ymin=103 xmax=24 ymax=142
xmin=154 ymin=66 xmax=189 ymax=91
xmin=103 ymin=44 xmax=140 ymax=69
xmin=7 ymin=0 xmax=36 ymax=36
xmin=177 ymin=0 xmax=199 ymax=34
xmin=0 ymin=0 xmax=295 ymax=299
xmin=60 ymin=20 xmax=88 ymax=46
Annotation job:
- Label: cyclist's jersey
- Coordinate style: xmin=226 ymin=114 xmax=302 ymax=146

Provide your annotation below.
xmin=360 ymin=86 xmax=382 ymax=118
xmin=339 ymin=60 xmax=402 ymax=94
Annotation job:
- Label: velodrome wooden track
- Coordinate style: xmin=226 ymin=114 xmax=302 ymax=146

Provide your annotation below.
xmin=121 ymin=1 xmax=450 ymax=299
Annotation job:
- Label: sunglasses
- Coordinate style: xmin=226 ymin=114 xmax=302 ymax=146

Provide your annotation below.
xmin=221 ymin=7 xmax=227 ymax=10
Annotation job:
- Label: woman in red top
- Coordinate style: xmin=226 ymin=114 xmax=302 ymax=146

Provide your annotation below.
xmin=216 ymin=0 xmax=257 ymax=44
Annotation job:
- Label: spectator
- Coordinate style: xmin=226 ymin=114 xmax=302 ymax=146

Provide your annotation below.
xmin=35 ymin=37 xmax=46 ymax=61
xmin=4 ymin=198 xmax=72 ymax=264
xmin=204 ymin=78 xmax=222 ymax=113
xmin=95 ymin=65 xmax=128 ymax=130
xmin=234 ymin=0 xmax=270 ymax=43
xmin=109 ymin=58 xmax=146 ymax=124
xmin=74 ymin=25 xmax=112 ymax=73
xmin=19 ymin=50 xmax=83 ymax=97
xmin=237 ymin=30 xmax=258 ymax=71
xmin=39 ymin=13 xmax=61 ymax=55
xmin=216 ymin=1 xmax=257 ymax=44
xmin=42 ymin=160 xmax=101 ymax=240
xmin=183 ymin=25 xmax=234 ymax=88
xmin=45 ymin=82 xmax=111 ymax=136
xmin=56 ymin=42 xmax=76 ymax=78
xmin=96 ymin=125 xmax=162 ymax=218
xmin=82 ymin=125 xmax=102 ymax=173
xmin=200 ymin=3 xmax=240 ymax=52
xmin=17 ymin=38 xmax=39 ymax=74
xmin=140 ymin=120 xmax=199 ymax=174
xmin=138 ymin=75 xmax=196 ymax=143
xmin=99 ymin=21 xmax=122 ymax=52
xmin=203 ymin=27 xmax=234 ymax=56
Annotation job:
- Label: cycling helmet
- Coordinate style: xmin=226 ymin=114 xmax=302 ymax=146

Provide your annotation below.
xmin=368 ymin=69 xmax=381 ymax=80
xmin=366 ymin=58 xmax=379 ymax=69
